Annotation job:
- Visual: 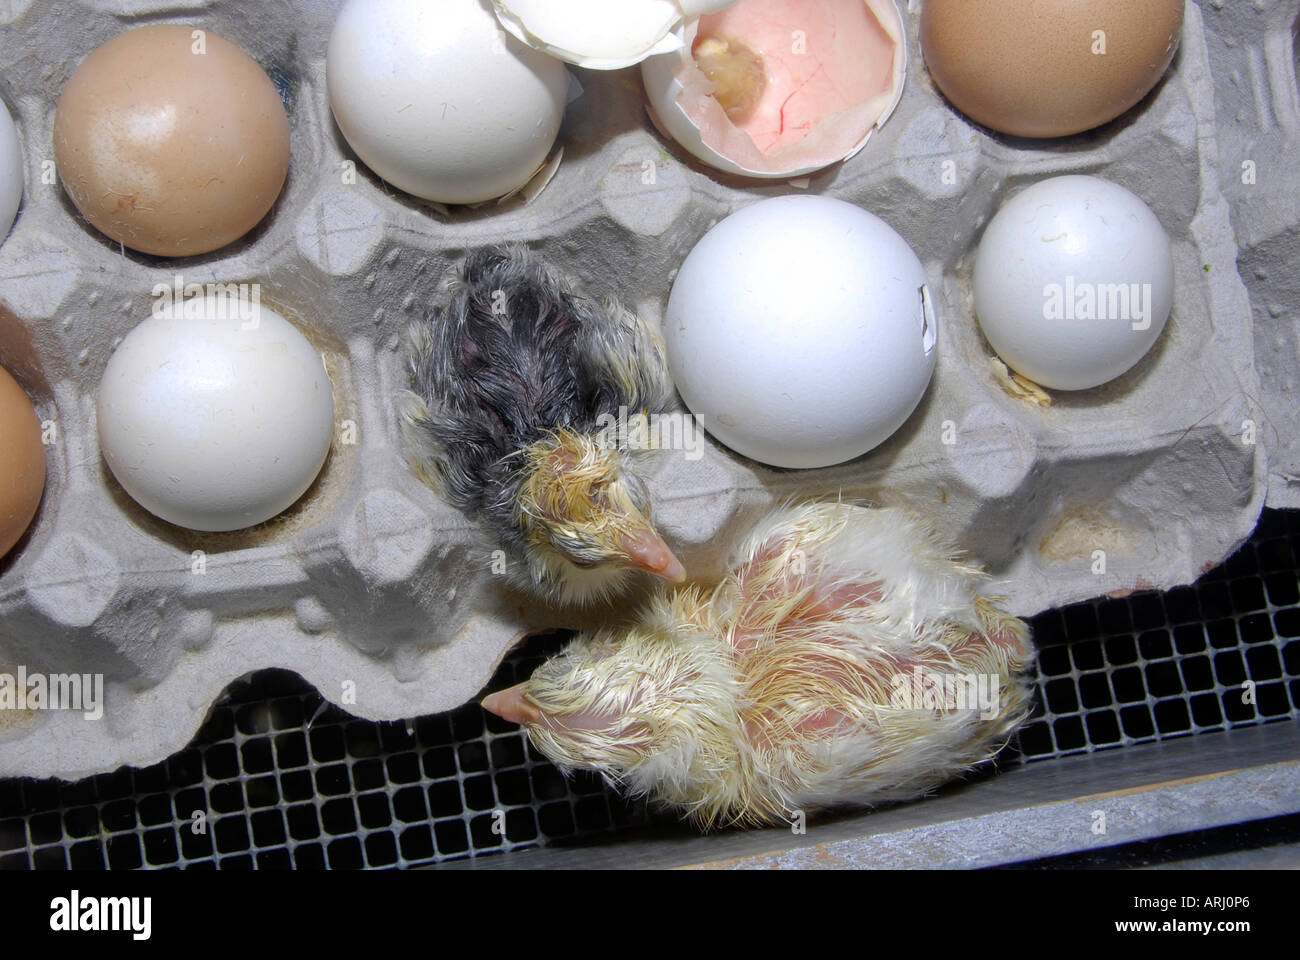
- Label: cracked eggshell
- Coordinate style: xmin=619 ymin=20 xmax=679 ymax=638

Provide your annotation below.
xmin=97 ymin=296 xmax=335 ymax=532
xmin=0 ymin=98 xmax=21 ymax=244
xmin=665 ymin=195 xmax=937 ymax=469
xmin=327 ymin=0 xmax=569 ymax=205
xmin=642 ymin=0 xmax=906 ymax=179
xmin=492 ymin=0 xmax=741 ymax=70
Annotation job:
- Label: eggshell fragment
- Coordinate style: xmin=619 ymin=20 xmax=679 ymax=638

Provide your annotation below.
xmin=492 ymin=0 xmax=740 ymax=70
xmin=642 ymin=0 xmax=906 ymax=178
xmin=0 ymin=98 xmax=22 ymax=244
xmin=921 ymin=0 xmax=1184 ymax=138
xmin=328 ymin=0 xmax=569 ymax=205
xmin=0 ymin=364 xmax=44 ymax=560
xmin=665 ymin=195 xmax=937 ymax=469
xmin=97 ymin=296 xmax=334 ymax=532
xmin=53 ymin=25 xmax=290 ymax=257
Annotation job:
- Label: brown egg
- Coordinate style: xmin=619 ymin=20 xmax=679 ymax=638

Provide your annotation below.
xmin=921 ymin=0 xmax=1184 ymax=138
xmin=54 ymin=24 xmax=289 ymax=257
xmin=0 ymin=363 xmax=44 ymax=560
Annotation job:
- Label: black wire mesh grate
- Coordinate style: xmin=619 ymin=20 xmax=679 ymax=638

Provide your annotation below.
xmin=1 ymin=508 xmax=1297 ymax=869
xmin=1010 ymin=508 xmax=1300 ymax=762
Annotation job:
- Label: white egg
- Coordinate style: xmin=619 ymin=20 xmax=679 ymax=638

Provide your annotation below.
xmin=327 ymin=0 xmax=569 ymax=205
xmin=973 ymin=175 xmax=1174 ymax=391
xmin=0 ymin=97 xmax=23 ymax=242
xmin=98 ymin=295 xmax=335 ymax=532
xmin=665 ymin=195 xmax=937 ymax=469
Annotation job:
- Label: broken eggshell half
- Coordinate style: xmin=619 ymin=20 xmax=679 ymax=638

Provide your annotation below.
xmin=492 ymin=0 xmax=741 ymax=70
xmin=641 ymin=0 xmax=906 ymax=179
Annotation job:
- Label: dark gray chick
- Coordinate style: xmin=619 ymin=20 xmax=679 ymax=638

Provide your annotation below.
xmin=399 ymin=246 xmax=685 ymax=605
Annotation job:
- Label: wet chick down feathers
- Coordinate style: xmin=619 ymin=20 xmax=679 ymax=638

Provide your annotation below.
xmin=400 ymin=248 xmax=685 ymax=605
xmin=483 ymin=503 xmax=1035 ymax=828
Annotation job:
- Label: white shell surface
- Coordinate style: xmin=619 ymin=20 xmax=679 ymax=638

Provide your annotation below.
xmin=665 ymin=196 xmax=936 ymax=469
xmin=0 ymin=98 xmax=21 ymax=242
xmin=493 ymin=0 xmax=743 ymax=69
xmin=97 ymin=296 xmax=335 ymax=532
xmin=327 ymin=0 xmax=569 ymax=204
xmin=973 ymin=176 xmax=1175 ymax=391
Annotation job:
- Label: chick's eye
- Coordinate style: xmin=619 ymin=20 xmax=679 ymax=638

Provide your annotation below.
xmin=565 ymin=477 xmax=616 ymax=522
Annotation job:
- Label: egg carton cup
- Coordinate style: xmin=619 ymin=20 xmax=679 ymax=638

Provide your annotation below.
xmin=0 ymin=0 xmax=1293 ymax=780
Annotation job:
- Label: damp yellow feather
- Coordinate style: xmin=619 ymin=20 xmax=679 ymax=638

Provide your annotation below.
xmin=505 ymin=502 xmax=1036 ymax=829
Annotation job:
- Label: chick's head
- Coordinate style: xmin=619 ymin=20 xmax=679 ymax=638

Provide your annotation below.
xmin=482 ymin=598 xmax=752 ymax=826
xmin=515 ymin=429 xmax=684 ymax=604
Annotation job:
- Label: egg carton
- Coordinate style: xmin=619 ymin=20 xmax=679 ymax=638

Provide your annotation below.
xmin=1198 ymin=0 xmax=1300 ymax=509
xmin=0 ymin=0 xmax=1293 ymax=780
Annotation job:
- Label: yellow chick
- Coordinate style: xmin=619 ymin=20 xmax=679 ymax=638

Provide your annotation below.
xmin=483 ymin=502 xmax=1035 ymax=828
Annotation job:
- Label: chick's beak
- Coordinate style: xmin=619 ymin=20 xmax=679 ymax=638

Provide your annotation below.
xmin=620 ymin=525 xmax=686 ymax=582
xmin=482 ymin=682 xmax=545 ymax=726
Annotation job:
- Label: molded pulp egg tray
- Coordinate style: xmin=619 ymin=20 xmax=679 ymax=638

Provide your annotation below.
xmin=0 ymin=0 xmax=1296 ymax=780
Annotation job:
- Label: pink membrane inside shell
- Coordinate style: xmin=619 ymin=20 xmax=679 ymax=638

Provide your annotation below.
xmin=687 ymin=0 xmax=899 ymax=165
